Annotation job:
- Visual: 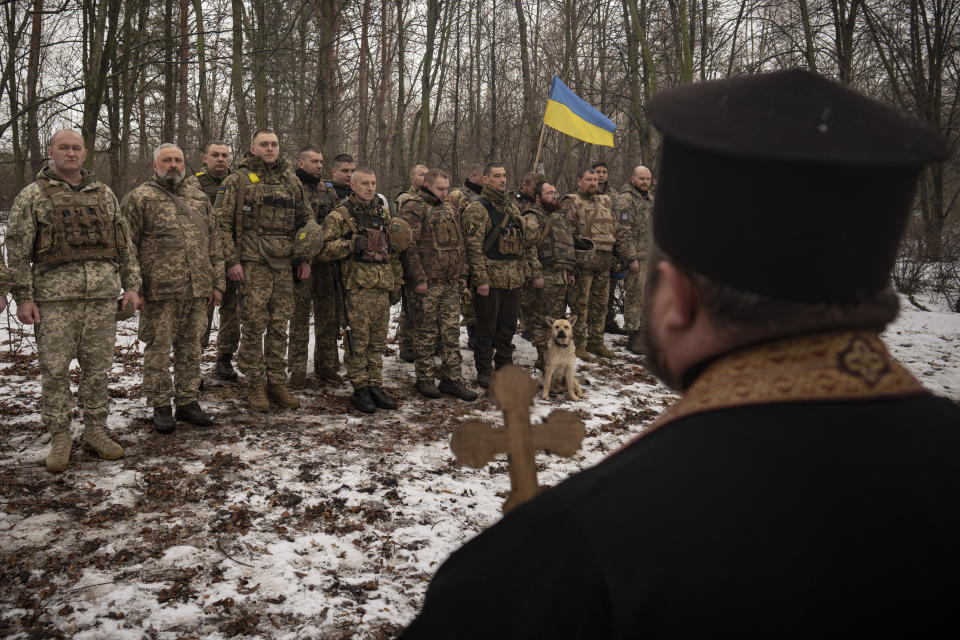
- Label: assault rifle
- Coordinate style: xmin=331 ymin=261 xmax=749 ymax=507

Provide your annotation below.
xmin=332 ymin=260 xmax=355 ymax=355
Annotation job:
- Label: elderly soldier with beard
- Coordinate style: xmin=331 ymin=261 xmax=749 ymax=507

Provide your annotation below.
xmin=320 ymin=167 xmax=405 ymax=413
xmin=215 ymin=129 xmax=316 ymax=411
xmin=6 ymin=129 xmax=142 ymax=472
xmin=395 ymin=163 xmax=429 ymax=363
xmin=522 ymin=181 xmax=577 ymax=370
xmin=462 ymin=163 xmax=540 ymax=388
xmin=288 ymin=145 xmax=342 ymax=387
xmin=185 ymin=141 xmax=241 ymax=379
xmin=616 ymin=165 xmax=654 ymax=354
xmin=400 ymin=169 xmax=478 ymax=401
xmin=122 ymin=144 xmax=225 ymax=432
xmin=400 ymin=69 xmax=960 ymax=640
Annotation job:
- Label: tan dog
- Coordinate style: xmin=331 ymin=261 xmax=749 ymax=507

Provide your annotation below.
xmin=541 ymin=315 xmax=583 ymax=400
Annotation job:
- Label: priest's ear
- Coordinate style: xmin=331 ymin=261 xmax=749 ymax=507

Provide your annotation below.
xmin=654 ymin=260 xmax=698 ymax=333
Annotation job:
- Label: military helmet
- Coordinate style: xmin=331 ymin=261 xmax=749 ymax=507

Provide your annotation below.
xmin=387 ymin=217 xmax=412 ymax=252
xmin=293 ymin=218 xmax=324 ymax=261
xmin=573 ymin=236 xmax=595 ymax=266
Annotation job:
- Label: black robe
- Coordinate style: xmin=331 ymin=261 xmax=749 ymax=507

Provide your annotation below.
xmin=400 ymin=331 xmax=960 ymax=638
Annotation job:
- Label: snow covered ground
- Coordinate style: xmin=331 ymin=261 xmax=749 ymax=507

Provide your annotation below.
xmin=0 ymin=293 xmax=956 ymax=639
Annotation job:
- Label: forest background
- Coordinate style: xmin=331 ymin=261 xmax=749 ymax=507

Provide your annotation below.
xmin=0 ymin=0 xmax=958 ymax=275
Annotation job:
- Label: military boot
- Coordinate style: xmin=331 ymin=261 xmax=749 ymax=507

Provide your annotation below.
xmin=575 ymin=345 xmax=596 ymax=362
xmin=267 ymin=384 xmax=301 ymax=409
xmin=438 ymin=379 xmax=478 ymax=401
xmin=81 ymin=424 xmax=124 ymax=460
xmin=588 ymin=341 xmax=616 ymax=359
xmin=627 ymin=330 xmax=645 ymax=355
xmin=466 ymin=325 xmax=476 ymax=350
xmin=247 ymin=385 xmax=271 ymax=412
xmin=288 ymin=371 xmax=307 ymax=389
xmin=315 ymin=369 xmax=342 ymax=384
xmin=175 ymin=401 xmax=213 ymax=426
xmin=399 ymin=349 xmax=416 ymax=363
xmin=352 ymin=387 xmax=376 ymax=413
xmin=152 ymin=405 xmax=176 ymax=433
xmin=416 ymin=379 xmax=442 ymax=399
xmin=215 ymin=354 xmax=239 ymax=382
xmin=476 ymin=369 xmax=492 ymax=389
xmin=369 ymin=386 xmax=397 ymax=410
xmin=605 ymin=320 xmax=628 ymax=336
xmin=45 ymin=430 xmax=72 ymax=473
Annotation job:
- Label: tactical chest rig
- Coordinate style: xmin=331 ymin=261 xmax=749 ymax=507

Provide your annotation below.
xmin=236 ymin=170 xmax=297 ymax=236
xmin=480 ymin=198 xmax=523 ymax=260
xmin=345 ymin=199 xmax=390 ymax=263
xmin=34 ymin=178 xmax=120 ymax=269
xmin=426 ymin=202 xmax=463 ymax=258
xmin=532 ymin=210 xmax=576 ymax=271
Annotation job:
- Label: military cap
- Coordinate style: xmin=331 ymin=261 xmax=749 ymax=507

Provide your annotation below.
xmin=648 ymin=69 xmax=948 ymax=303
xmin=293 ymin=218 xmax=325 ymax=261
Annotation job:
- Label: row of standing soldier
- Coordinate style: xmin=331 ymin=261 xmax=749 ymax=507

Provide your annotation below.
xmin=0 ymin=127 xmax=654 ymax=472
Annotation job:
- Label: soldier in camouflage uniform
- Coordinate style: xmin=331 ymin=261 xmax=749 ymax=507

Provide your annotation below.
xmin=522 ymin=181 xmax=577 ymax=369
xmin=448 ymin=164 xmax=486 ymax=349
xmin=215 ymin=129 xmax=316 ymax=412
xmin=399 ymin=169 xmax=478 ymax=401
xmin=184 ymin=140 xmax=242 ymax=381
xmin=515 ymin=171 xmax=543 ymax=341
xmin=616 ymin=165 xmax=653 ymax=354
xmin=462 ymin=163 xmax=541 ymax=388
xmin=6 ymin=130 xmax=142 ymax=472
xmin=122 ymin=144 xmax=225 ymax=432
xmin=320 ymin=168 xmax=404 ymax=413
xmin=562 ymin=167 xmax=627 ymax=360
xmin=288 ymin=146 xmax=342 ymax=388
xmin=395 ymin=163 xmax=429 ymax=363
xmin=592 ymin=160 xmax=625 ymax=336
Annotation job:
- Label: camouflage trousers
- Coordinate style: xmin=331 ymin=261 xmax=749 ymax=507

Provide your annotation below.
xmin=139 ymin=297 xmax=207 ymax=407
xmin=412 ymin=282 xmax=463 ymax=383
xmin=237 ymin=261 xmax=294 ymax=387
xmin=460 ymin=283 xmax=476 ymax=329
xmin=36 ymin=299 xmax=115 ymax=433
xmin=288 ymin=262 xmax=341 ymax=377
xmin=622 ymin=262 xmax=648 ymax=332
xmin=531 ymin=281 xmax=571 ymax=348
xmin=344 ymin=287 xmax=390 ymax=390
xmin=572 ymin=266 xmax=611 ymax=347
xmin=204 ymin=279 xmax=240 ymax=357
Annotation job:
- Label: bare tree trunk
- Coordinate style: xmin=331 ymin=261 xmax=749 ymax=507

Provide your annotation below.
xmin=177 ymin=0 xmax=190 ymax=142
xmin=799 ymin=0 xmax=818 ymax=72
xmin=358 ymin=0 xmax=371 ymax=162
xmin=417 ymin=0 xmax=438 ymax=160
xmin=251 ymin=0 xmax=267 ymax=129
xmin=26 ymin=0 xmax=43 ymax=177
xmin=81 ymin=0 xmax=123 ymax=162
xmin=231 ymin=0 xmax=250 ymax=146
xmin=194 ymin=0 xmax=211 ymax=143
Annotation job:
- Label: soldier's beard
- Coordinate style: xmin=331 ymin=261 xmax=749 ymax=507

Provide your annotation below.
xmin=158 ymin=169 xmax=184 ymax=187
xmin=541 ymin=200 xmax=561 ymax=212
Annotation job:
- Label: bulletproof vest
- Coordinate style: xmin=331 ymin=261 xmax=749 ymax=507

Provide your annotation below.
xmin=480 ymin=199 xmax=523 ymax=261
xmin=427 ymin=202 xmax=463 ymax=253
xmin=34 ymin=178 xmax=120 ymax=268
xmin=346 ymin=199 xmax=390 ymax=263
xmin=537 ymin=210 xmax=576 ymax=270
xmin=576 ymin=193 xmax=616 ymax=252
xmin=306 ymin=184 xmax=335 ymax=221
xmin=240 ymin=170 xmax=297 ymax=235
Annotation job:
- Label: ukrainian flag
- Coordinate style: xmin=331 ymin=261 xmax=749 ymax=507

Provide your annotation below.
xmin=543 ymin=75 xmax=616 ymax=147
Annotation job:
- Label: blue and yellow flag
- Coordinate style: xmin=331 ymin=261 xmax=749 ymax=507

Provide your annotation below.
xmin=543 ymin=75 xmax=616 ymax=147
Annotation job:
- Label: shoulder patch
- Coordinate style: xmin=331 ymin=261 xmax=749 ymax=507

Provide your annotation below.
xmin=466 ymin=221 xmax=480 ymax=235
xmin=620 ymin=210 xmax=630 ymax=221
xmin=217 ymin=187 xmax=226 ymax=194
xmin=248 ymin=172 xmax=260 ymax=184
xmin=195 ymin=171 xmax=205 ymax=177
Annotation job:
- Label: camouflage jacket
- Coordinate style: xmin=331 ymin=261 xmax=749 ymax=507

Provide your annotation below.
xmin=400 ymin=188 xmax=468 ymax=286
xmin=462 ymin=186 xmax=540 ymax=290
xmin=183 ymin=167 xmax=231 ymax=206
xmin=214 ymin=155 xmax=314 ymax=271
xmin=294 ymin=169 xmax=339 ymax=223
xmin=5 ymin=167 xmax=141 ymax=303
xmin=121 ymin=177 xmax=226 ymax=301
xmin=522 ymin=203 xmax=576 ymax=286
xmin=395 ymin=184 xmax=418 ymax=214
xmin=448 ymin=181 xmax=484 ymax=217
xmin=614 ymin=184 xmax=654 ymax=262
xmin=319 ymin=195 xmax=403 ymax=292
xmin=561 ymin=190 xmax=626 ymax=256
xmin=597 ymin=181 xmax=618 ymax=198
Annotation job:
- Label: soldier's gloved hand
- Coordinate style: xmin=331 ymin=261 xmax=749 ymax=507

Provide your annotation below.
xmin=353 ymin=234 xmax=368 ymax=255
xmin=415 ymin=283 xmax=427 ymax=294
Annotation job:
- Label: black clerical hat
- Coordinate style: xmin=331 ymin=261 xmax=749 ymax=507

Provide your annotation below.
xmin=648 ymin=69 xmax=949 ymax=303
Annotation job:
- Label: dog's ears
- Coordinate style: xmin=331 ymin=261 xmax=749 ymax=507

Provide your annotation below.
xmin=544 ymin=316 xmax=555 ymax=326
xmin=567 ymin=314 xmax=578 ymax=327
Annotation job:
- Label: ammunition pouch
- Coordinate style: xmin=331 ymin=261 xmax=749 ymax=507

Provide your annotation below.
xmin=355 ymin=228 xmax=390 ymax=263
xmin=34 ymin=178 xmax=120 ymax=270
xmin=573 ymin=236 xmax=598 ymax=269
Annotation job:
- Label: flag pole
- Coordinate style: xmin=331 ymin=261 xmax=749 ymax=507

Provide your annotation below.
xmin=533 ymin=121 xmax=547 ymax=174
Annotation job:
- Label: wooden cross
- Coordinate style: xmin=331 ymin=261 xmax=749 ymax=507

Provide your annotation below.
xmin=450 ymin=365 xmax=586 ymax=513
